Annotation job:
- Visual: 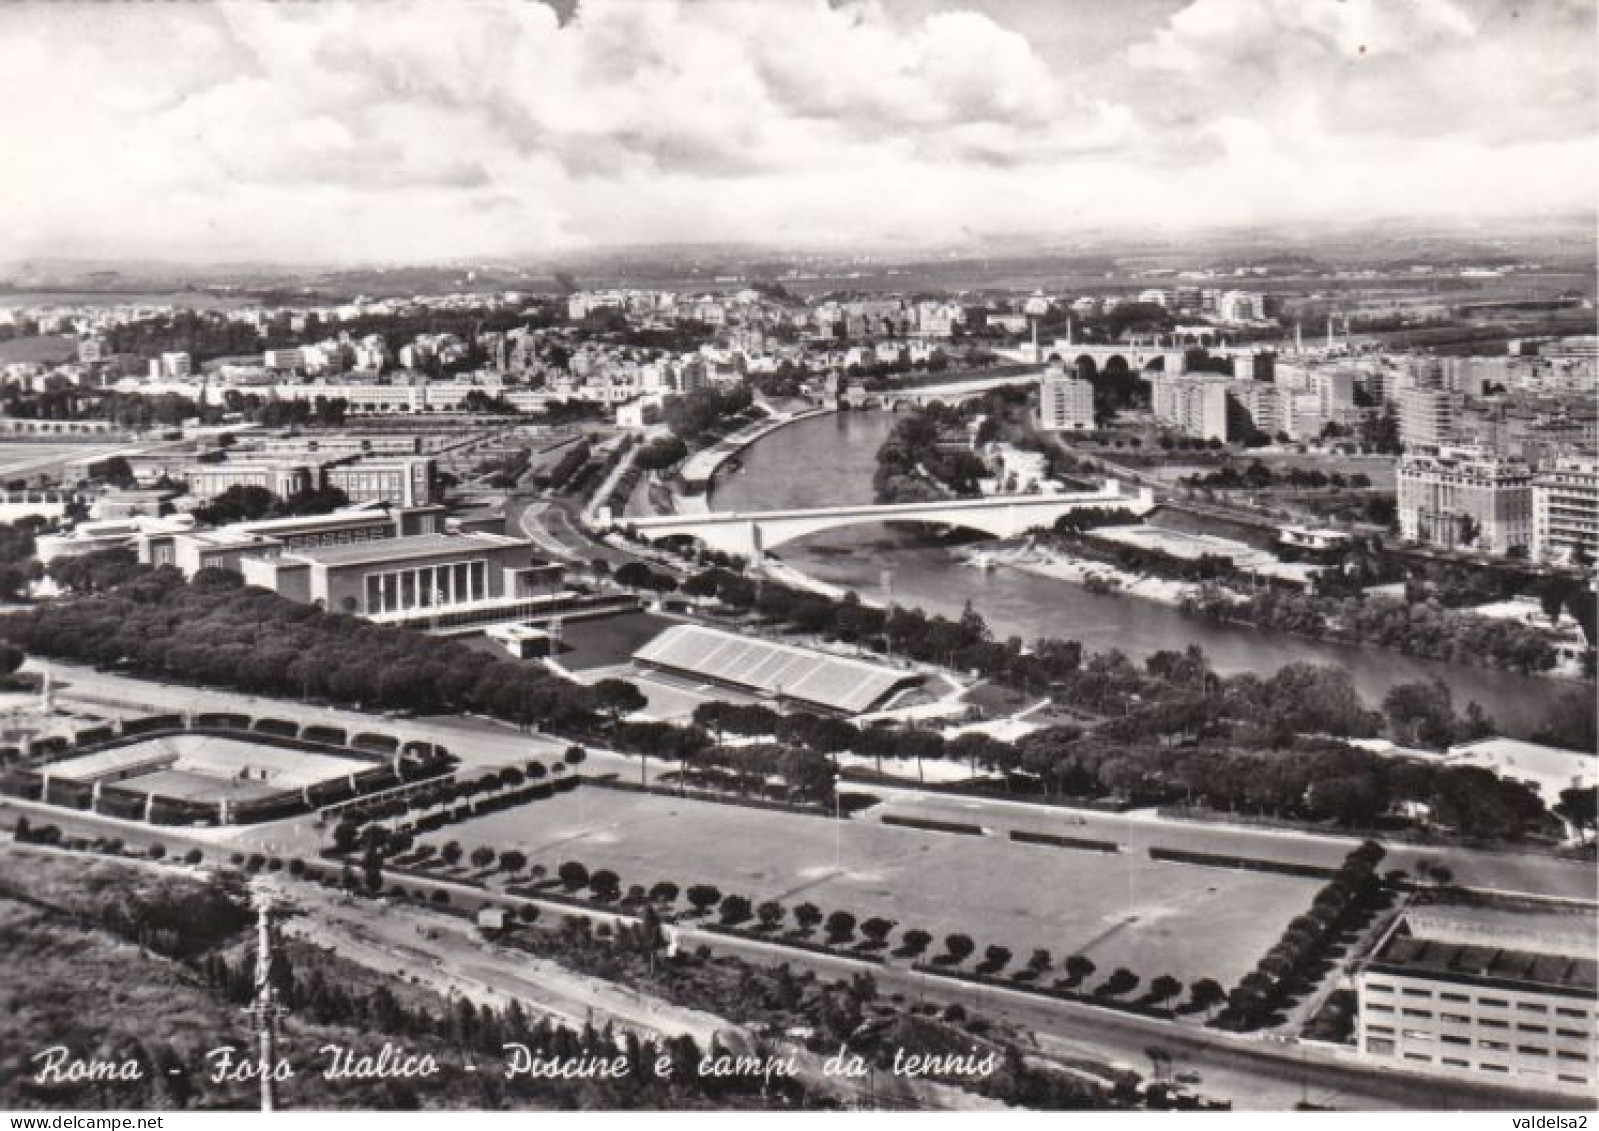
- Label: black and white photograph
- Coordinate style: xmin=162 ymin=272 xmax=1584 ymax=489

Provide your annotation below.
xmin=0 ymin=0 xmax=1594 ymax=1122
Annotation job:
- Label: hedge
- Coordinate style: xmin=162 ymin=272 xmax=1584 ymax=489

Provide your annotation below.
xmin=880 ymin=814 xmax=985 ymax=837
xmin=1008 ymin=829 xmax=1120 ymax=853
xmin=1147 ymin=846 xmax=1339 ymax=880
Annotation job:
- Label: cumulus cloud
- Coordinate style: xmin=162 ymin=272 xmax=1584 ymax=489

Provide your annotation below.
xmin=0 ymin=0 xmax=1589 ymax=265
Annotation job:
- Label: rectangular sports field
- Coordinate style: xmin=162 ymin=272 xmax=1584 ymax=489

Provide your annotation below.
xmin=424 ymin=787 xmax=1320 ymax=987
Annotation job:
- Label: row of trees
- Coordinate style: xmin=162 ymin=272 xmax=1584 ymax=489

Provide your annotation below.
xmin=1180 ymin=462 xmax=1373 ymax=491
xmin=1215 ymin=843 xmax=1388 ymax=1031
xmin=191 ymin=483 xmax=351 ymax=526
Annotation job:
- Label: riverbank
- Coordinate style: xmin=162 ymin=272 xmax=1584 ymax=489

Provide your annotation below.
xmin=968 ymin=542 xmax=1198 ymax=609
xmin=678 ymin=405 xmax=833 ymax=487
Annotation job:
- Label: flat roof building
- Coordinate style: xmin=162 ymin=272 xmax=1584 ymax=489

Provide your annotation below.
xmin=1356 ymin=907 xmax=1596 ymax=1095
xmin=325 ymin=456 xmax=437 ymax=507
xmin=1396 ymin=447 xmax=1533 ymax=556
xmin=1038 ymin=367 xmax=1095 ymax=432
xmin=142 ymin=504 xmax=445 ymax=574
xmin=1532 ymin=457 xmax=1599 ymax=566
xmin=240 ymin=532 xmax=563 ymax=623
xmin=1149 ymin=374 xmax=1230 ymax=442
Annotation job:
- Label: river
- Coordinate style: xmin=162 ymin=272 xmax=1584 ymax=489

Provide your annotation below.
xmin=707 ymin=409 xmax=1577 ymax=737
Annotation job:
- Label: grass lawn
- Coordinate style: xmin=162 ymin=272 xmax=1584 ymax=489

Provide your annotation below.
xmin=422 ymin=786 xmax=1317 ymax=989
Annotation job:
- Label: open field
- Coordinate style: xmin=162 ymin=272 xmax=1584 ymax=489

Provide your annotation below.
xmin=420 ymin=786 xmax=1320 ymax=987
xmin=0 ymin=441 xmax=126 ymax=477
xmin=0 ymin=334 xmax=76 ymax=364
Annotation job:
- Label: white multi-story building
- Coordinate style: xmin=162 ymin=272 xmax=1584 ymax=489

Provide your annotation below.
xmin=1037 ymin=368 xmax=1095 ymax=432
xmin=1397 ymin=447 xmax=1534 ymax=555
xmin=1217 ymin=290 xmax=1267 ymax=323
xmin=148 ymin=351 xmax=192 ymax=380
xmin=1150 ymin=374 xmax=1231 ymax=441
xmin=1532 ymin=457 xmax=1599 ymax=565
xmin=263 ymin=347 xmax=305 ymax=372
xmin=1233 ymin=381 xmax=1286 ymax=437
xmin=1356 ymin=908 xmax=1596 ymax=1096
xmin=1399 ymin=387 xmax=1462 ymax=451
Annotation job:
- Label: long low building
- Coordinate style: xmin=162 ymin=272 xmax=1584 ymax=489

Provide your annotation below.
xmin=241 ymin=531 xmax=564 ymax=622
xmin=1356 ymin=906 xmax=1597 ymax=1095
xmin=632 ymin=624 xmax=921 ymax=715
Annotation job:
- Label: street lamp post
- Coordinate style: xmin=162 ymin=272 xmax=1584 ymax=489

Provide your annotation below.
xmin=833 ymin=770 xmax=842 ymax=874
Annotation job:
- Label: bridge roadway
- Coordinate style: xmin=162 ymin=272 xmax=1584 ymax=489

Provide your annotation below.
xmin=624 ymin=482 xmax=1156 ymax=559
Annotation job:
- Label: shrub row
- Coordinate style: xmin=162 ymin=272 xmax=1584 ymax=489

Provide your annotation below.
xmin=1008 ymin=829 xmax=1120 ymax=853
xmin=880 ymin=814 xmax=985 ymax=836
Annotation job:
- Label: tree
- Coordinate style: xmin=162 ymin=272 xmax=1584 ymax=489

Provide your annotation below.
xmin=943 ymin=933 xmax=975 ymax=964
xmin=440 ymin=840 xmax=463 ymax=867
xmin=1147 ymin=974 xmax=1183 ymax=1005
xmin=332 ymin=820 xmax=362 ymax=854
xmin=588 ymin=869 xmax=621 ymax=901
xmin=1064 ymin=955 xmax=1096 ymax=985
xmin=649 ymin=881 xmax=679 ymax=905
xmin=981 ymin=944 xmax=1012 ymax=973
xmin=818 ymin=910 xmax=854 ymax=945
xmin=718 ymin=893 xmax=753 ymax=925
xmin=499 ymin=849 xmax=527 ymax=874
xmin=1556 ymin=786 xmax=1598 ymax=843
xmin=362 ymin=846 xmax=384 ymax=895
xmin=1188 ymin=977 xmax=1226 ymax=1015
xmin=686 ymin=884 xmax=721 ymax=915
xmin=793 ymin=901 xmax=823 ymax=935
xmin=899 ymin=928 xmax=933 ymax=957
xmin=1099 ymin=967 xmax=1140 ymax=997
xmin=591 ymin=679 xmax=646 ymax=727
xmin=755 ymin=900 xmax=786 ymax=932
xmin=557 ymin=861 xmax=589 ymax=890
xmin=1027 ymin=948 xmax=1052 ymax=975
xmin=859 ymin=916 xmax=895 ymax=948
xmin=470 ymin=846 xmax=496 ymax=870
xmin=1382 ymin=680 xmax=1457 ymax=749
xmin=564 ymin=745 xmax=587 ymax=766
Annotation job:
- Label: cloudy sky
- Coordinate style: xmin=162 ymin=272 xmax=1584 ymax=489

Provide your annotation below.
xmin=0 ymin=0 xmax=1592 ymax=265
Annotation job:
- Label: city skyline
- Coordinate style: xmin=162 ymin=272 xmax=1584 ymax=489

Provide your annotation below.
xmin=1 ymin=0 xmax=1594 ymax=267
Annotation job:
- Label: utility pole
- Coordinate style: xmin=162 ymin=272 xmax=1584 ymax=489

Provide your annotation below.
xmin=250 ymin=884 xmax=287 ymax=1113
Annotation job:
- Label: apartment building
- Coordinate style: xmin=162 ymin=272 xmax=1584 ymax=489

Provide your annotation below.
xmin=1398 ymin=386 xmax=1462 ymax=451
xmin=1396 ymin=447 xmax=1534 ymax=555
xmin=1532 ymin=457 xmax=1599 ymax=564
xmin=1037 ymin=368 xmax=1096 ymax=432
xmin=1149 ymin=374 xmax=1231 ymax=441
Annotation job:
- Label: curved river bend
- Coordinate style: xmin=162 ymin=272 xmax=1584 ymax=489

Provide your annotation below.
xmin=707 ymin=410 xmax=1575 ymax=738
